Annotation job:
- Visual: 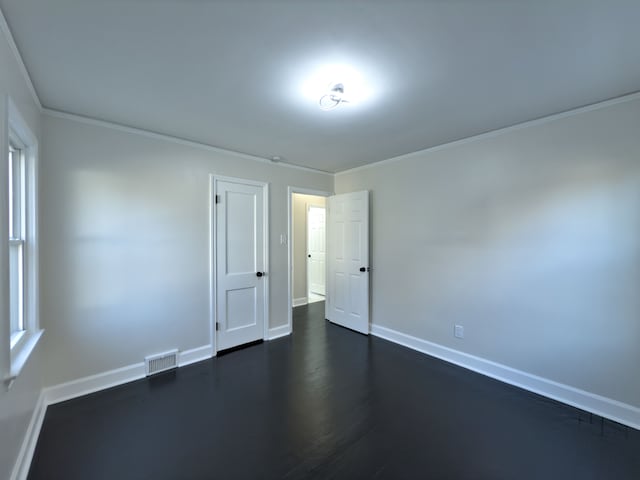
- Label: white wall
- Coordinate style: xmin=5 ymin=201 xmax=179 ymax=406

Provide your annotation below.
xmin=0 ymin=14 xmax=43 ymax=480
xmin=336 ymin=96 xmax=640 ymax=409
xmin=292 ymin=193 xmax=326 ymax=302
xmin=40 ymin=113 xmax=333 ymax=387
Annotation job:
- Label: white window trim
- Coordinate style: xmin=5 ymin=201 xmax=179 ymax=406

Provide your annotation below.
xmin=8 ymin=237 xmax=25 ymax=347
xmin=4 ymin=97 xmax=42 ymax=388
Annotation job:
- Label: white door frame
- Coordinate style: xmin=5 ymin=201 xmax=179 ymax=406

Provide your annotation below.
xmin=287 ymin=186 xmax=332 ymax=334
xmin=210 ymin=174 xmax=270 ymax=353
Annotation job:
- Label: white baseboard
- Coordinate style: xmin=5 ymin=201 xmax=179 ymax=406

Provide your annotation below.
xmin=45 ymin=344 xmax=214 ymax=406
xmin=179 ymin=344 xmax=214 ymax=367
xmin=44 ymin=362 xmax=146 ymax=406
xmin=9 ymin=391 xmax=47 ymax=480
xmin=292 ymin=297 xmax=307 ymax=307
xmin=371 ymin=323 xmax=640 ymax=430
xmin=268 ymin=325 xmax=292 ymax=340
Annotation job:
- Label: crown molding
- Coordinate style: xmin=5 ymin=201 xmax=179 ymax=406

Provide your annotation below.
xmin=337 ymin=90 xmax=640 ymax=176
xmin=0 ymin=6 xmax=42 ymax=111
xmin=42 ymin=108 xmax=334 ymax=176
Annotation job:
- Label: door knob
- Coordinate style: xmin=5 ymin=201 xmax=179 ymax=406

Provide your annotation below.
xmin=308 ymin=254 xmax=311 ymax=258
xmin=256 ymin=272 xmax=264 ymax=277
xmin=359 ymin=267 xmax=366 ymax=272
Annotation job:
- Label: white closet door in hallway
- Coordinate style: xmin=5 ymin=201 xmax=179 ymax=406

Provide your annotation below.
xmin=307 ymin=205 xmax=326 ymax=297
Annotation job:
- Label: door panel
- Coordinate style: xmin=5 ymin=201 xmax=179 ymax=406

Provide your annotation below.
xmin=216 ymin=179 xmax=266 ymax=351
xmin=226 ymin=288 xmax=257 ymax=330
xmin=226 ymin=191 xmax=256 ymax=274
xmin=326 ymin=191 xmax=369 ymax=334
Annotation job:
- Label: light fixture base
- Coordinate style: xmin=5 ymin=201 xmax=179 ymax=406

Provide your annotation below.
xmin=319 ymin=82 xmax=349 ymax=110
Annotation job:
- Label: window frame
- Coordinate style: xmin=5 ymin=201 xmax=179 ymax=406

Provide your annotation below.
xmin=4 ymin=97 xmax=42 ymax=387
xmin=8 ymin=142 xmax=26 ymax=348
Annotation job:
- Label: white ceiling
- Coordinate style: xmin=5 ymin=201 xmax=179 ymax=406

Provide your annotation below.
xmin=2 ymin=1 xmax=639 ymax=173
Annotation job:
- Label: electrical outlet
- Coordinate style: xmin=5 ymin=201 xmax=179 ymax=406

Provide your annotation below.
xmin=454 ymin=324 xmax=464 ymax=339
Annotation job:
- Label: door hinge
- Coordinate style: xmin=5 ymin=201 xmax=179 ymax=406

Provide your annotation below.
xmin=216 ymin=322 xmax=220 ymax=331
xmin=215 ymin=194 xmax=221 ymax=204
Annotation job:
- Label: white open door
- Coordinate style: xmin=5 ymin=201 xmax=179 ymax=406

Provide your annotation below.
xmin=307 ymin=205 xmax=326 ymax=297
xmin=326 ymin=191 xmax=369 ymax=334
xmin=215 ymin=177 xmax=267 ymax=351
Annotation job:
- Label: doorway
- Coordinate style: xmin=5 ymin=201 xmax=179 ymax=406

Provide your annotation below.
xmin=287 ymin=188 xmax=331 ymax=332
xmin=287 ymin=187 xmax=370 ymax=336
xmin=292 ymin=193 xmax=327 ymax=306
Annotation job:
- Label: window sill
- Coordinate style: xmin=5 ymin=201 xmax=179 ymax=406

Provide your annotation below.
xmin=10 ymin=329 xmax=26 ymax=349
xmin=5 ymin=329 xmax=44 ymax=389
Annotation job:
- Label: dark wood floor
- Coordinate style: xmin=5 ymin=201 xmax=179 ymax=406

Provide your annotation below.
xmin=29 ymin=301 xmax=639 ymax=479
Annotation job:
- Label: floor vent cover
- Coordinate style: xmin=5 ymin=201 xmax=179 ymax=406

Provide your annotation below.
xmin=145 ymin=349 xmax=179 ymax=376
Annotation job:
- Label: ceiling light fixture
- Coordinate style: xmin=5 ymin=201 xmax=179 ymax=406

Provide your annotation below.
xmin=318 ymin=82 xmax=350 ymax=110
xmin=296 ymin=61 xmax=379 ymax=112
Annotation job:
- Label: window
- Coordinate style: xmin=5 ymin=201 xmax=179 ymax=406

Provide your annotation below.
xmin=4 ymin=99 xmax=41 ymax=387
xmin=9 ymin=143 xmax=26 ymax=347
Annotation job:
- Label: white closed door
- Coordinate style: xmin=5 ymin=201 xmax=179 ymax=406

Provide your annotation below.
xmin=215 ymin=178 xmax=267 ymax=351
xmin=307 ymin=205 xmax=326 ymax=296
xmin=326 ymin=191 xmax=369 ymax=335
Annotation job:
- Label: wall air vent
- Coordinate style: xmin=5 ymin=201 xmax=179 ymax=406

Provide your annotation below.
xmin=144 ymin=349 xmax=179 ymax=376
